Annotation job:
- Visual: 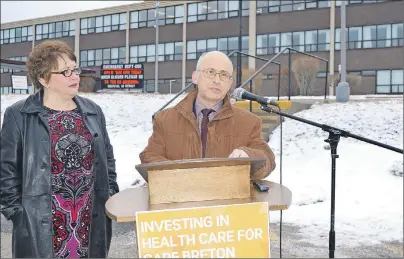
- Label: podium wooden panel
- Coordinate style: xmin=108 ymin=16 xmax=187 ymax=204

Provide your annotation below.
xmin=135 ymin=157 xmax=266 ymax=204
xmin=106 ymin=158 xmax=291 ymax=258
xmin=106 ymin=180 xmax=292 ymax=222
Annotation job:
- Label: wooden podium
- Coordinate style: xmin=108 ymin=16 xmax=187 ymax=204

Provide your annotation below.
xmin=105 ymin=158 xmax=292 ymax=257
xmin=106 ymin=157 xmax=292 ymax=222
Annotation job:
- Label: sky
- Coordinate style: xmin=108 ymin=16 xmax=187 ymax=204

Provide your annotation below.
xmin=1 ymin=1 xmax=141 ymax=24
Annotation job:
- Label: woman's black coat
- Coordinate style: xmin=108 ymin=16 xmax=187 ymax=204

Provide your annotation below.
xmin=0 ymin=91 xmax=119 ymax=258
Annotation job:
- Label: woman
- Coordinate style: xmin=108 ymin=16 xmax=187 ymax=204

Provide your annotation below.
xmin=0 ymin=40 xmax=119 ymax=258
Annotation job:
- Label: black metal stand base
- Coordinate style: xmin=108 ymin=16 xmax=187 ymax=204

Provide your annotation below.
xmin=325 ymin=131 xmax=340 ymax=258
xmin=260 ymin=104 xmax=403 ymax=258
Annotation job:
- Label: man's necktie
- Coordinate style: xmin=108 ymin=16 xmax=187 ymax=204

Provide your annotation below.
xmin=201 ymin=108 xmax=213 ymax=158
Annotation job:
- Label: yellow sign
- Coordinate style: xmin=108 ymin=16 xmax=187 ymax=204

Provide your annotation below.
xmin=135 ymin=202 xmax=270 ymax=258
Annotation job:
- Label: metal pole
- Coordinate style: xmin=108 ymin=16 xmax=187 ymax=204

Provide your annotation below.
xmin=154 ymin=0 xmax=159 ymax=93
xmin=340 ymin=1 xmax=346 ymax=83
xmin=336 ymin=0 xmax=350 ymax=102
xmin=236 ymin=0 xmax=242 ymax=88
xmin=277 ymin=65 xmax=281 ymax=101
xmin=288 ymin=49 xmax=291 ymax=100
xmin=329 ymin=0 xmax=335 ymax=96
xmin=325 ymin=61 xmax=329 ymax=100
xmin=249 ymin=80 xmax=252 ymax=112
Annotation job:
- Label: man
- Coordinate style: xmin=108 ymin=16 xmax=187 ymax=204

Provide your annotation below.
xmin=139 ymin=51 xmax=275 ymax=179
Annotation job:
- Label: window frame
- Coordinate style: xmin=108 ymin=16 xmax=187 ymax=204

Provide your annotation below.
xmin=35 ymin=20 xmax=75 ymax=40
xmin=376 ymin=69 xmax=403 ymax=94
xmin=187 ymin=36 xmax=249 ymax=60
xmin=80 ymin=47 xmax=126 ymax=67
xmin=130 ymin=41 xmax=183 ymax=63
xmin=1 ymin=26 xmax=33 ymax=44
xmin=80 ymin=13 xmax=126 ymax=35
xmin=187 ymin=0 xmax=249 ymax=23
xmin=130 ymin=4 xmax=184 ymax=29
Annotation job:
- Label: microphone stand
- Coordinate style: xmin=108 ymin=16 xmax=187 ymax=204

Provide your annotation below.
xmin=260 ymin=104 xmax=403 ymax=258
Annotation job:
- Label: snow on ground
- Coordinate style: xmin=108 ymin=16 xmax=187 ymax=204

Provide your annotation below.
xmin=1 ymin=93 xmax=403 ymax=248
xmin=272 ymin=94 xmax=404 ymax=100
xmin=266 ymin=99 xmax=403 ymax=247
xmin=0 ymin=92 xmax=186 ymax=190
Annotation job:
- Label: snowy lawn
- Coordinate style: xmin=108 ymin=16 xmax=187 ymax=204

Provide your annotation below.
xmin=267 ymin=99 xmax=403 ymax=247
xmin=0 ymin=92 xmax=184 ymax=189
xmin=1 ymin=93 xmax=403 ymax=248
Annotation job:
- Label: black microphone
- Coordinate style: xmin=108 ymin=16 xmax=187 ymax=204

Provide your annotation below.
xmin=232 ymin=88 xmax=280 ymax=107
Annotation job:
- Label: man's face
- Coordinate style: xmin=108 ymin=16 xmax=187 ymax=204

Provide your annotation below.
xmin=192 ymin=53 xmax=233 ymax=105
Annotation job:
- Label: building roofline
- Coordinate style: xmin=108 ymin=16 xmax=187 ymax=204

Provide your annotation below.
xmin=1 ymin=0 xmax=202 ymax=29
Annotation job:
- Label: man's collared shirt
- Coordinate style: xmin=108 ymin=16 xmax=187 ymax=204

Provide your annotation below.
xmin=194 ymin=98 xmax=223 ymax=135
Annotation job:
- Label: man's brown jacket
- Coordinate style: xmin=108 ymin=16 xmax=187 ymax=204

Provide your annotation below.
xmin=139 ymin=88 xmax=276 ymax=179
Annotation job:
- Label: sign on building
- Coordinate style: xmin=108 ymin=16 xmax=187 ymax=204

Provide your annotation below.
xmin=100 ymin=63 xmax=144 ymax=89
xmin=11 ymin=75 xmax=28 ymax=90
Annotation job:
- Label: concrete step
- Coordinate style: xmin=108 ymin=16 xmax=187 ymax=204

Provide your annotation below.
xmin=261 ymin=123 xmax=282 ymax=142
xmin=261 ymin=125 xmax=271 ymax=132
xmin=260 ymin=115 xmax=278 ymax=120
xmin=236 ymin=100 xmax=313 ymax=142
xmin=260 ymin=115 xmax=280 ymax=123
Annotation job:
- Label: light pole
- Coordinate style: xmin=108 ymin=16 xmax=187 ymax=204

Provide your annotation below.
xmin=236 ymin=0 xmax=242 ymax=88
xmin=154 ymin=0 xmax=160 ymax=94
xmin=336 ymin=0 xmax=349 ymax=102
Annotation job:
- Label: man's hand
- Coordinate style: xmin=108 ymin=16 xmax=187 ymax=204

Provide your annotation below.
xmin=228 ymin=149 xmax=249 ymax=158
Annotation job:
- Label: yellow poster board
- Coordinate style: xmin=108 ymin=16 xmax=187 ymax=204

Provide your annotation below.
xmin=135 ymin=202 xmax=270 ymax=258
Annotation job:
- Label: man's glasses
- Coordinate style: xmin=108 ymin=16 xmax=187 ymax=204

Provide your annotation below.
xmin=199 ymin=68 xmax=233 ymax=82
xmin=51 ymin=68 xmax=82 ymax=77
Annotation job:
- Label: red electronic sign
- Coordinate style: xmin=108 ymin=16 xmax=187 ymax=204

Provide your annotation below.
xmin=100 ymin=63 xmax=144 ymax=89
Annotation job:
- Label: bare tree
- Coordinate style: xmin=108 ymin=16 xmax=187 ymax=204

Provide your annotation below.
xmin=273 ymin=67 xmax=299 ymax=96
xmin=291 ymin=56 xmax=321 ymax=96
xmin=347 ymin=74 xmax=362 ymax=88
xmin=79 ymin=76 xmax=96 ymax=92
xmin=328 ymin=73 xmax=363 ymax=89
xmin=233 ymin=67 xmax=263 ymax=95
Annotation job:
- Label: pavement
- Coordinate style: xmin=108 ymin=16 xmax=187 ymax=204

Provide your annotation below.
xmin=1 ymin=214 xmax=402 ymax=258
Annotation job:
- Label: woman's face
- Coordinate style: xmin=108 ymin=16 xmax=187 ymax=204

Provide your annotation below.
xmin=40 ymin=53 xmax=81 ymax=98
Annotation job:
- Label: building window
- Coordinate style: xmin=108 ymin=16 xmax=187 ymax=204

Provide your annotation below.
xmin=80 ymin=47 xmax=126 ymax=67
xmin=335 ymin=23 xmax=402 ymax=50
xmin=1 ymin=26 xmax=33 ymax=44
xmin=376 ymin=70 xmax=403 ymax=94
xmin=376 ymin=24 xmax=391 ymax=48
xmin=257 ymin=0 xmax=331 ymax=14
xmin=347 ymin=27 xmax=362 ymax=49
xmin=336 ymin=0 xmax=385 ymax=6
xmin=130 ymin=5 xmax=184 ymax=29
xmin=257 ymin=29 xmax=330 ymax=54
xmin=257 ymin=0 xmax=384 ymax=13
xmin=0 ymin=56 xmax=27 ymax=73
xmin=363 ymin=24 xmax=391 ymax=48
xmin=361 ymin=70 xmax=376 ymax=76
xmin=130 ymin=41 xmax=183 ymax=63
xmin=36 ymin=20 xmax=75 ymax=40
xmin=317 ymin=29 xmax=330 ymax=51
xmin=292 ymin=31 xmax=305 ymax=51
xmin=392 ymin=23 xmax=403 ymax=47
xmin=187 ymin=36 xmax=249 ymax=60
xmin=305 ymin=30 xmax=318 ymax=52
xmin=81 ymin=13 xmax=126 ymax=34
xmin=188 ymin=0 xmax=249 ymax=23
xmin=269 ymin=33 xmax=281 ymax=53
